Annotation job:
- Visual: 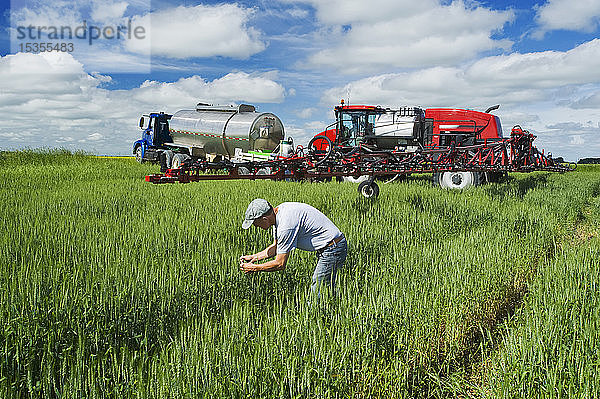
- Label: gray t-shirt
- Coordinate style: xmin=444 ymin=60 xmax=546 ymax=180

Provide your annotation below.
xmin=274 ymin=202 xmax=342 ymax=254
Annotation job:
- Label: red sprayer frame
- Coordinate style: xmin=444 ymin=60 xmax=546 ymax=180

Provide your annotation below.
xmin=145 ymin=127 xmax=574 ymax=188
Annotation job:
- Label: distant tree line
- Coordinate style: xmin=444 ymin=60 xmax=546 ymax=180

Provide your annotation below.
xmin=577 ymin=157 xmax=600 ymax=164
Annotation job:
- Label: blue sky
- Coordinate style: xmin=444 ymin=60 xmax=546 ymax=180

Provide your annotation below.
xmin=1 ymin=0 xmax=599 ymax=161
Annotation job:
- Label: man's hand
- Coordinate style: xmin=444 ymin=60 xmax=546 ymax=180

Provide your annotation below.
xmin=239 ymin=252 xmax=288 ymax=274
xmin=240 ymin=262 xmax=257 ymax=274
xmin=239 ymin=254 xmax=256 ymax=263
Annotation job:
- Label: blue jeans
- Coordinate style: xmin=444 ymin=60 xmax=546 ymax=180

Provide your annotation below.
xmin=312 ymin=236 xmax=348 ymax=295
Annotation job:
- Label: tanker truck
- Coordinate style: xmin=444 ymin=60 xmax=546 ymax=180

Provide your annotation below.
xmin=133 ymin=103 xmax=289 ymax=170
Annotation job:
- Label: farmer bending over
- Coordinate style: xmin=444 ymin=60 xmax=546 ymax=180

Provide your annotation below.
xmin=239 ymin=199 xmax=347 ymax=295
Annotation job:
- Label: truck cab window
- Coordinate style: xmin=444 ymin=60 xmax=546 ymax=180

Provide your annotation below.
xmin=146 ymin=118 xmax=154 ymax=134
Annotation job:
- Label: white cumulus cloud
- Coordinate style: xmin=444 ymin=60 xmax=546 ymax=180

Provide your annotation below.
xmin=87 ymin=133 xmax=104 ymax=141
xmin=534 ymin=0 xmax=600 ymax=37
xmin=125 ymin=4 xmax=266 ymax=59
xmin=286 ymin=0 xmax=438 ymax=25
xmin=322 ymin=39 xmax=600 ymax=108
xmin=290 ymin=0 xmax=514 ymax=73
xmin=91 ymin=0 xmax=128 ymax=23
xmin=10 ymin=1 xmax=83 ymax=29
xmin=569 ymin=135 xmax=585 ymax=145
xmin=296 ymin=107 xmax=317 ymax=119
xmin=570 ymin=91 xmax=600 ymax=109
xmin=134 ymin=72 xmax=286 ymax=105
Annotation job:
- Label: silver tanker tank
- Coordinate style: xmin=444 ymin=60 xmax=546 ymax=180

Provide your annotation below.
xmin=168 ymin=103 xmax=284 ymax=158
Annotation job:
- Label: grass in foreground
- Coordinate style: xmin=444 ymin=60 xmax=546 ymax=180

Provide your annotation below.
xmin=0 ymin=150 xmax=599 ymax=398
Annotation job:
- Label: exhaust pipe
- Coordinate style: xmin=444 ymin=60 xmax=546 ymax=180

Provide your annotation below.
xmin=485 ymin=105 xmax=500 ymax=113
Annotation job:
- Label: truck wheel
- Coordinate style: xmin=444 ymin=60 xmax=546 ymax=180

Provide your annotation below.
xmin=135 ymin=146 xmax=144 ymax=164
xmin=160 ymin=150 xmax=174 ymax=172
xmin=171 ymin=153 xmax=191 ymax=169
xmin=436 ymin=171 xmax=480 ymax=189
xmin=358 ymin=181 xmax=379 ymax=198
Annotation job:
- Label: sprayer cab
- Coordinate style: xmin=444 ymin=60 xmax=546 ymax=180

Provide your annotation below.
xmin=313 ymin=101 xmax=425 ymax=150
xmin=313 ymin=101 xmax=504 ymax=151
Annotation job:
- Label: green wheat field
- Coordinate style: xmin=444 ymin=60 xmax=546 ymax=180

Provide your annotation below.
xmin=1 ymin=150 xmax=599 ymax=398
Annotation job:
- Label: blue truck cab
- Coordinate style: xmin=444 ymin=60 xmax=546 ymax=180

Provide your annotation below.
xmin=133 ymin=112 xmax=172 ymax=163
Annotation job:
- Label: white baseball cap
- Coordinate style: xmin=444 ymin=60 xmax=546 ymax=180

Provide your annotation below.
xmin=242 ymin=198 xmax=272 ymax=229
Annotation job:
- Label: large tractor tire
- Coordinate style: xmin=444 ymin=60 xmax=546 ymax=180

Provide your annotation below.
xmin=436 ymin=171 xmax=481 ymax=189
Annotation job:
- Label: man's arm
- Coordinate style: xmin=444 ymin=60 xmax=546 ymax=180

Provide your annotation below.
xmin=240 ymin=240 xmax=277 ymax=263
xmin=240 ymin=252 xmax=289 ymax=274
